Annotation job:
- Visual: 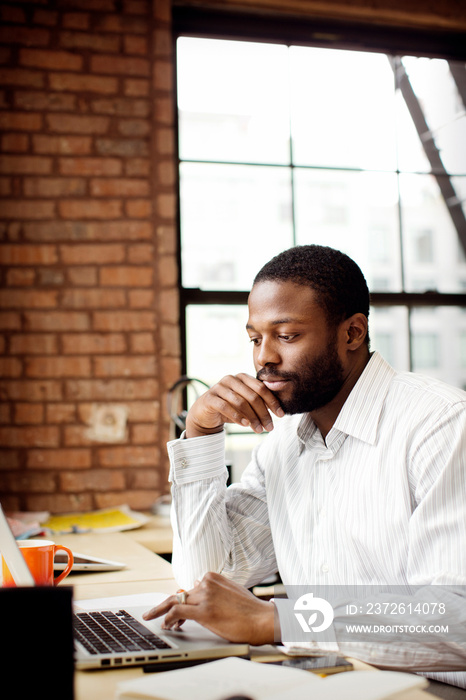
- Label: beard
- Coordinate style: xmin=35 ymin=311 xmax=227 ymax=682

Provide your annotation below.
xmin=257 ymin=339 xmax=345 ymax=415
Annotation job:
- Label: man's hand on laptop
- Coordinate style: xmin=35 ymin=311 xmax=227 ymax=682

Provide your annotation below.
xmin=185 ymin=373 xmax=285 ymax=438
xmin=143 ymin=572 xmax=276 ymax=646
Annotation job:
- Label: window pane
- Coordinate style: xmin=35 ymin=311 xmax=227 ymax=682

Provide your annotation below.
xmin=289 ymin=47 xmax=397 ymax=170
xmin=294 ymin=168 xmax=402 ymax=291
xmin=399 ymin=173 xmax=466 ymax=292
xmin=177 ymin=38 xmax=290 ymax=164
xmin=369 ymin=306 xmax=410 ymax=370
xmin=402 ymin=58 xmax=466 ymax=175
xmin=411 ymin=307 xmax=466 ymax=388
xmin=180 ymin=162 xmax=293 ymax=290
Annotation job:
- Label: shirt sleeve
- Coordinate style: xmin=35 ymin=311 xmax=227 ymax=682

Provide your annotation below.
xmin=168 ymin=430 xmax=278 ymax=590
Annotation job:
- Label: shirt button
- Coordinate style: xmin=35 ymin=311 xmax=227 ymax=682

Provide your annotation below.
xmin=321 ymin=563 xmax=329 ymax=573
xmin=180 ymin=458 xmax=188 ymax=468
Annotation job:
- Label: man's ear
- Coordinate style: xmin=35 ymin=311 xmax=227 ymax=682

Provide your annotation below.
xmin=344 ymin=313 xmax=368 ymax=350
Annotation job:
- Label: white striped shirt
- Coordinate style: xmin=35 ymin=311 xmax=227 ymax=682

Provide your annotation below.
xmin=167 ymin=352 xmax=466 ymax=685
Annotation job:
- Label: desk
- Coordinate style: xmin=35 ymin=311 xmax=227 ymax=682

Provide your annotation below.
xmin=125 ymin=514 xmax=173 ymax=555
xmin=63 ymin=530 xmax=439 ymax=700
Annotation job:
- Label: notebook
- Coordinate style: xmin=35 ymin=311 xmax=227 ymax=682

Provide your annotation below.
xmin=0 ymin=503 xmax=249 ymax=671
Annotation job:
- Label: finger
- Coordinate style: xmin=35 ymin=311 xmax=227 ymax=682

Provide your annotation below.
xmin=161 ymin=604 xmax=198 ymax=630
xmin=143 ymin=595 xmax=177 ymax=621
xmin=218 ymin=376 xmax=280 ymax=432
xmin=236 ymin=374 xmax=285 ymax=418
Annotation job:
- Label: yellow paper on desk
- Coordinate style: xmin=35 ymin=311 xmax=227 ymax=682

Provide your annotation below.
xmin=115 ymin=657 xmax=428 ymax=700
xmin=42 ymin=505 xmax=149 ymax=534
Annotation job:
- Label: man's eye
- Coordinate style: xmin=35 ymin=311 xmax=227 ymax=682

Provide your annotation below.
xmin=249 ymin=338 xmax=261 ymax=345
xmin=279 ymin=334 xmax=299 ymax=342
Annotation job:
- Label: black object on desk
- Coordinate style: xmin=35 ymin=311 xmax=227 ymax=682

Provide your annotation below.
xmin=1 ymin=585 xmax=75 ymax=700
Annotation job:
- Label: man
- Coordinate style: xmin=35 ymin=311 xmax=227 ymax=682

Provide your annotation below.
xmin=144 ymin=245 xmax=466 ymax=686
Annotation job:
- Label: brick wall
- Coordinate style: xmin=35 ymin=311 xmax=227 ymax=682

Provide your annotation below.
xmin=0 ymin=0 xmax=180 ymax=513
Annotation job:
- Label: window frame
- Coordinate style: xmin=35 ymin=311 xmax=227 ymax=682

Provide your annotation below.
xmin=172 ymin=7 xmax=466 ymax=377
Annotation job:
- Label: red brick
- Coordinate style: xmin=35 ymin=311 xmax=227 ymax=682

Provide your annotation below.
xmin=93 ymin=310 xmax=156 ymax=331
xmin=60 ymin=469 xmax=125 ymax=492
xmin=98 ymin=445 xmax=157 ymax=467
xmin=20 ymin=48 xmax=83 ymax=72
xmin=159 ymin=288 xmax=179 ymax=323
xmin=124 ymin=78 xmax=149 ymax=97
xmin=154 ymin=60 xmax=173 ymax=91
xmin=99 ymin=266 xmax=153 ymax=287
xmin=0 ymin=111 xmax=42 ymax=131
xmin=24 ymin=311 xmax=89 ymax=331
xmin=61 ymin=29 xmax=120 ymax=52
xmin=1 ymin=133 xmax=29 ymax=152
xmin=129 ymin=468 xmax=159 ymax=489
xmin=1 ymin=200 xmax=55 ymax=219
xmin=118 ymin=118 xmax=150 ymax=137
xmin=24 ymin=177 xmax=86 ymax=197
xmin=0 ymin=312 xmax=21 ymax=330
xmin=49 ymin=72 xmax=118 ymax=94
xmin=25 ymin=356 xmax=91 ymax=378
xmin=96 ymin=138 xmax=148 ymax=157
xmin=0 ymin=357 xmax=22 ymax=377
xmin=14 ymin=403 xmax=44 ymax=424
xmin=130 ymin=333 xmax=155 ymax=353
xmin=0 ymin=176 xmax=12 ymax=195
xmin=95 ymin=15 xmax=147 ymax=34
xmin=0 ymin=26 xmax=50 ymax=46
xmin=59 ymin=156 xmax=121 ymax=176
xmin=2 ymin=471 xmax=56 ymax=494
xmin=47 ymin=114 xmax=110 ymax=134
xmin=123 ymin=35 xmax=148 ymax=55
xmin=128 ymin=243 xmax=154 ymax=263
xmin=46 ymin=403 xmax=76 ymax=424
xmin=65 ymin=378 xmax=158 ymax=401
xmin=126 ymin=400 xmax=159 ymax=422
xmin=158 ymin=254 xmax=177 ymax=287
xmin=15 ymin=91 xmax=76 ymax=112
xmin=10 ymin=334 xmax=58 ymax=355
xmin=90 ymin=97 xmax=149 ymax=117
xmin=0 ymin=289 xmax=57 ymax=308
xmin=62 ymin=13 xmax=90 ymax=30
xmin=62 ymin=288 xmax=126 ymax=309
xmin=161 ymin=323 xmax=180 ymax=356
xmin=125 ymin=199 xmax=152 ymax=218
xmin=5 ymin=268 xmax=35 ymax=286
xmin=33 ymin=134 xmax=91 ymax=155
xmin=0 ymin=155 xmax=52 ymax=174
xmin=27 ymin=448 xmax=91 ymax=469
xmin=0 ymin=402 xmax=10 ymax=423
xmin=0 ymin=426 xmax=59 ymax=448
xmin=129 ymin=289 xmax=154 ymax=308
xmin=60 ymin=243 xmax=125 ymax=265
xmin=92 ymin=53 xmax=149 ymax=76
xmin=63 ymin=425 xmax=102 ymax=447
xmin=125 ymin=158 xmax=150 ymax=176
xmin=0 ymin=67 xmax=44 ymax=89
xmin=59 ymin=199 xmax=122 ymax=220
xmin=0 ymin=380 xmax=62 ymax=401
xmin=0 ymin=450 xmax=20 ymax=470
xmin=132 ymin=423 xmax=157 ymax=444
xmin=26 ymin=493 xmax=92 ymax=513
xmin=33 ymin=9 xmax=58 ymax=26
xmin=0 ymin=244 xmax=57 ymax=265
xmin=89 ymin=178 xmax=149 ymax=197
xmin=62 ymin=333 xmax=126 ymax=354
xmin=67 ymin=267 xmax=97 ymax=286
xmin=0 ymin=5 xmax=26 ymax=23
xmin=94 ymin=355 xmax=156 ymax=377
xmin=95 ymin=489 xmax=160 ymax=511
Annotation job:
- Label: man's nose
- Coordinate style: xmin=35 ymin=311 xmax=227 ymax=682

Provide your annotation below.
xmin=256 ymin=339 xmax=280 ymax=367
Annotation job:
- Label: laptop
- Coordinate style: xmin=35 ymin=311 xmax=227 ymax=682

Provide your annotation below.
xmin=0 ymin=504 xmax=250 ymax=671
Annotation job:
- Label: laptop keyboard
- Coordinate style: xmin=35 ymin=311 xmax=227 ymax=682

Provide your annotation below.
xmin=74 ymin=610 xmax=172 ymax=655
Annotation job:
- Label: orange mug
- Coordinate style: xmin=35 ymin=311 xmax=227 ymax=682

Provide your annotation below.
xmin=2 ymin=539 xmax=74 ymax=587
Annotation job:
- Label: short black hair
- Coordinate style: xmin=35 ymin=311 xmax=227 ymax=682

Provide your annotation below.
xmin=253 ymin=245 xmax=370 ymax=344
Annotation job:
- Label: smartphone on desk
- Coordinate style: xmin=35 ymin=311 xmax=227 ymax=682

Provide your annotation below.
xmin=265 ymin=655 xmax=353 ymax=675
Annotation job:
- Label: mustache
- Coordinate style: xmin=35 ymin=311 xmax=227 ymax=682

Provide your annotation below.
xmin=256 ymin=368 xmax=297 ymax=382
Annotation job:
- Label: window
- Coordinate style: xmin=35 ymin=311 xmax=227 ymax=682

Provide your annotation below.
xmin=174 ymin=20 xmax=466 ymax=474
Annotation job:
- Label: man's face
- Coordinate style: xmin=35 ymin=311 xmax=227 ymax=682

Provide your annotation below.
xmin=247 ymin=280 xmax=346 ymax=414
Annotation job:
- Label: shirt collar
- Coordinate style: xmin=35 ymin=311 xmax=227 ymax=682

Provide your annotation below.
xmin=297 ymin=351 xmax=396 ymax=449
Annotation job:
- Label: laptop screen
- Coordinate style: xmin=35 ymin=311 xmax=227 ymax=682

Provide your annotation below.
xmin=0 ymin=503 xmax=35 ymax=586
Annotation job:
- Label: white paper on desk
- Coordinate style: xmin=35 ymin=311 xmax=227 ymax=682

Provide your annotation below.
xmin=115 ymin=656 xmax=428 ymax=700
xmin=75 ymin=592 xmax=169 ymax=611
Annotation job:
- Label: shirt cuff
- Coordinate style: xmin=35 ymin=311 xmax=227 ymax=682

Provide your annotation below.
xmin=167 ymin=430 xmax=227 ymax=485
